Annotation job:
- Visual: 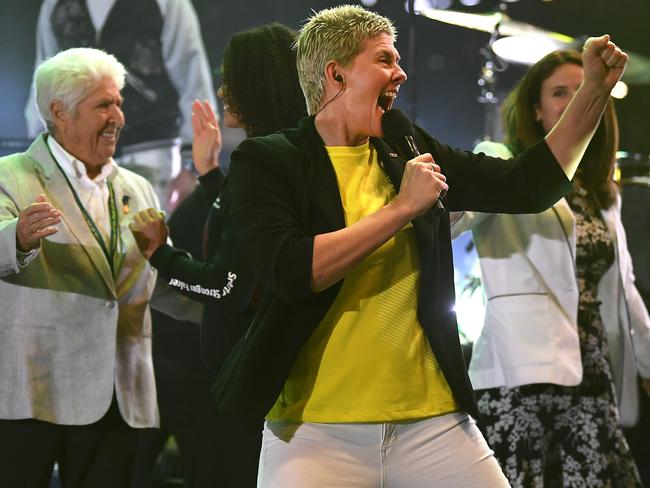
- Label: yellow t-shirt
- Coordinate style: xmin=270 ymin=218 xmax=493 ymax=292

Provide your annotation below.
xmin=267 ymin=142 xmax=457 ymax=422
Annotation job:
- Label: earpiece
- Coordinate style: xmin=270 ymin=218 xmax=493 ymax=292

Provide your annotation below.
xmin=314 ymin=72 xmax=346 ymax=117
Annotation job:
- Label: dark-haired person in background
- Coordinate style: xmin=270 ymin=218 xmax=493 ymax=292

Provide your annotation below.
xmin=130 ymin=23 xmax=306 ymax=488
xmin=201 ymin=5 xmax=627 ymax=486
xmin=451 ymin=49 xmax=650 ymax=487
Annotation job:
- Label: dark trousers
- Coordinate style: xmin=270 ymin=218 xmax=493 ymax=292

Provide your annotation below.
xmin=132 ymin=314 xmax=261 ymax=488
xmin=132 ymin=409 xmax=261 ymax=488
xmin=0 ymin=398 xmax=137 ymax=488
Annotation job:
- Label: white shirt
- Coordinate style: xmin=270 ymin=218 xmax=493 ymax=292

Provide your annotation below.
xmin=47 ymin=135 xmax=118 ymax=241
xmin=86 ymin=0 xmax=116 ymax=34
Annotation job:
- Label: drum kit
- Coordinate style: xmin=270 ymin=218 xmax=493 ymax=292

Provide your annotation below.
xmin=414 ymin=5 xmax=650 ymax=84
xmin=414 ymin=4 xmax=650 ymax=137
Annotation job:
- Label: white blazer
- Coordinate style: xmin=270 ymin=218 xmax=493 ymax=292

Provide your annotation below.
xmin=452 ymin=141 xmax=650 ymax=427
xmin=0 ymin=135 xmax=160 ymax=427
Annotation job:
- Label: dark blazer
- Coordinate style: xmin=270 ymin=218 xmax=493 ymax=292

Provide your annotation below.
xmin=213 ymin=116 xmax=572 ymax=423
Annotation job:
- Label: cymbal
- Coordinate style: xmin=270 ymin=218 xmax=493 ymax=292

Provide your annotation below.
xmin=415 ymin=7 xmax=573 ymax=40
xmin=491 ymin=34 xmax=572 ymax=65
xmin=416 ymin=7 xmax=650 ymax=84
xmin=492 ymin=36 xmax=650 ymax=85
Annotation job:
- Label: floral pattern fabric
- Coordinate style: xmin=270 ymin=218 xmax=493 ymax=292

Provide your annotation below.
xmin=476 ymin=186 xmax=642 ymax=487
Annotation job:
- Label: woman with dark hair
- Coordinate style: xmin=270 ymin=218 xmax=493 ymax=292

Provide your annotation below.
xmin=452 ymin=49 xmax=650 ymax=487
xmin=130 ymin=23 xmax=306 ymax=487
xmin=192 ymin=22 xmax=306 ymax=182
xmin=218 ymin=23 xmax=306 ymax=138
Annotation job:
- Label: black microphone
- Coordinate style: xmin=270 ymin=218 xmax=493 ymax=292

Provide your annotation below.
xmin=381 ymin=108 xmax=445 ymax=211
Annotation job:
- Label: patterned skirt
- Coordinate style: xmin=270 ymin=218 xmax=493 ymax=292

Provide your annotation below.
xmin=476 ymin=304 xmax=642 ymax=488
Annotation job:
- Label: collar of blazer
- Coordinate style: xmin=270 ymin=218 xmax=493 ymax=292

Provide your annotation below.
xmin=25 ymin=134 xmax=118 ymax=297
xmin=25 ymin=133 xmax=56 ymax=179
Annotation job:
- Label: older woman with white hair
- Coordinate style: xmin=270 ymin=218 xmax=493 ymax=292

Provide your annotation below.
xmin=0 ymin=47 xmax=161 ymax=488
xmin=212 ymin=5 xmax=629 ymax=487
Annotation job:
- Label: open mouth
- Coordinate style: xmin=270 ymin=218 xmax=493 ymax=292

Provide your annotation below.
xmin=100 ymin=133 xmax=118 ymax=142
xmin=100 ymin=126 xmax=120 ymax=141
xmin=378 ymin=91 xmax=396 ymax=113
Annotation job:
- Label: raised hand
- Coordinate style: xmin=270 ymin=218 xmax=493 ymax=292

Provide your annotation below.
xmin=582 ymin=35 xmax=628 ymax=91
xmin=16 ymin=194 xmax=61 ymax=251
xmin=191 ymin=99 xmax=222 ymax=176
xmin=129 ymin=208 xmax=168 ymax=259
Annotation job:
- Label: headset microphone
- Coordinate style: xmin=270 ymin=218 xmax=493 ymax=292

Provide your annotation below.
xmin=314 ymin=74 xmax=345 ymax=116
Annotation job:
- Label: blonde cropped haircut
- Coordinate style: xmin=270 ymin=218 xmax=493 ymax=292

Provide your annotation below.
xmin=33 ymin=47 xmax=126 ymax=133
xmin=295 ymin=5 xmax=396 ymax=114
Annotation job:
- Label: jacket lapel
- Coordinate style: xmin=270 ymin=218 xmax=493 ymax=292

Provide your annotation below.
xmin=371 ymin=136 xmax=437 ymax=243
xmin=370 ymin=136 xmax=404 ymax=190
xmin=371 ymin=136 xmax=444 ymax=323
xmin=28 ymin=135 xmax=117 ymax=298
xmin=535 ymin=199 xmax=577 ymax=321
xmin=553 ymin=198 xmax=576 ymax=249
xmin=298 ymin=118 xmax=346 ymax=231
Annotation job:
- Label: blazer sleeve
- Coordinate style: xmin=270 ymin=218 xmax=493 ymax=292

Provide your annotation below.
xmin=450 ymin=141 xmax=512 ymax=238
xmin=226 ymin=136 xmax=315 ymax=303
xmin=415 ymin=128 xmax=572 ymax=214
xmin=0 ymin=158 xmax=41 ymax=276
xmin=160 ymin=0 xmax=217 ymax=145
xmin=614 ymin=197 xmax=650 ymax=377
xmin=627 ymin=282 xmax=650 ymax=378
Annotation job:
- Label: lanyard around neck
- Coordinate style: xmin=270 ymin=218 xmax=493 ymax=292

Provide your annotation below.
xmin=46 ymin=144 xmax=120 ymax=276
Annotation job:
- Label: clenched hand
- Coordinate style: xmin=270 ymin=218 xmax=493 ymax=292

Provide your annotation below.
xmin=129 ymin=208 xmax=168 ymax=259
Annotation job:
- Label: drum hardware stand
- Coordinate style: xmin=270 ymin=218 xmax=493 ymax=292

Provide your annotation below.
xmin=477 ymin=4 xmax=508 ymax=143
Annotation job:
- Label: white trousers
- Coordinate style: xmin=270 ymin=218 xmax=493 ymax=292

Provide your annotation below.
xmin=258 ymin=412 xmax=510 ymax=487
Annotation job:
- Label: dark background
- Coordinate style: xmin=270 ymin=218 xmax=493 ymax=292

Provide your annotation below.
xmin=2 ymin=0 xmax=649 ymax=155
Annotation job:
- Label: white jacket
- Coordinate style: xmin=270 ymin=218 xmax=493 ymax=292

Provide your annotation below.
xmin=0 ymin=135 xmax=160 ymax=427
xmin=452 ymin=141 xmax=650 ymax=427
